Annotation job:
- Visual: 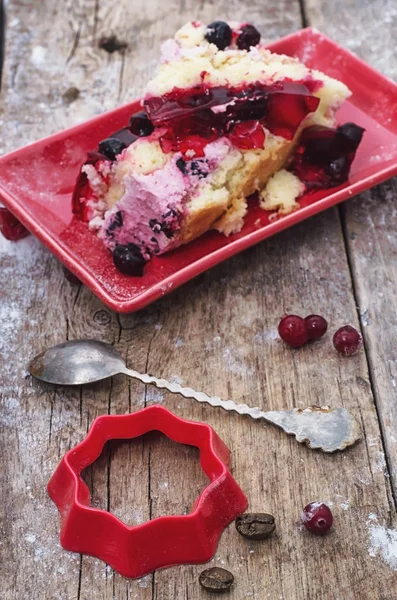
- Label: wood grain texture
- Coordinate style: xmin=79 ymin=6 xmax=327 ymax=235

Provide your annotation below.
xmin=1 ymin=1 xmax=397 ymax=599
xmin=0 ymin=0 xmax=4 ymax=89
xmin=304 ymin=0 xmax=397 ymax=504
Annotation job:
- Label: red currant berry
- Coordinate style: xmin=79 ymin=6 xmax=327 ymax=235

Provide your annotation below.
xmin=301 ymin=502 xmax=333 ymax=535
xmin=305 ymin=314 xmax=328 ymax=340
xmin=278 ymin=315 xmax=308 ymax=348
xmin=333 ymin=325 xmax=362 ymax=356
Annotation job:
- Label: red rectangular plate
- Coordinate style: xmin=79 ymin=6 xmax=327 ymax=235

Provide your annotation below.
xmin=1 ymin=28 xmax=397 ymax=313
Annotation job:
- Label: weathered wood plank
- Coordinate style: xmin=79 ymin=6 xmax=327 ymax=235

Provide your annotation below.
xmin=305 ymin=0 xmax=397 ymax=506
xmin=1 ymin=0 xmax=397 ymax=599
xmin=0 ymin=0 xmax=5 ymax=89
xmin=127 ymin=209 xmax=397 ymax=600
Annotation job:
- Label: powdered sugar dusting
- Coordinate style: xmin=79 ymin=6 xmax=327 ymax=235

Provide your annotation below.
xmin=223 ymin=347 xmax=254 ymax=376
xmin=373 ymin=450 xmax=387 ymax=474
xmin=0 ymin=237 xmax=48 ymax=373
xmin=0 ymin=232 xmax=27 ymax=256
xmin=141 ymin=386 xmax=164 ymax=406
xmin=30 ymin=45 xmax=47 ymax=67
xmin=138 ymin=574 xmax=151 ymax=588
xmin=367 ymin=515 xmax=397 ymax=570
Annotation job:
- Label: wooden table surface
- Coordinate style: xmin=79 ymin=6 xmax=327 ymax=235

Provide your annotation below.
xmin=1 ymin=1 xmax=397 ymax=599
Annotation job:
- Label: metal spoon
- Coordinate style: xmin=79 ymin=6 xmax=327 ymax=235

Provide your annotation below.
xmin=28 ymin=339 xmax=361 ymax=453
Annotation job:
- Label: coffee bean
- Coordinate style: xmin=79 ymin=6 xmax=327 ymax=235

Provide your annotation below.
xmin=235 ymin=513 xmax=275 ymax=540
xmin=198 ymin=567 xmax=234 ymax=593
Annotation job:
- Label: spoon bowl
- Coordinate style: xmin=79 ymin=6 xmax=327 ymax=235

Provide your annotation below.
xmin=28 ymin=339 xmax=125 ymax=385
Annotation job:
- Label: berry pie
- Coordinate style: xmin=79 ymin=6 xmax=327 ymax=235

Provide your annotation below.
xmin=72 ymin=21 xmax=364 ymax=275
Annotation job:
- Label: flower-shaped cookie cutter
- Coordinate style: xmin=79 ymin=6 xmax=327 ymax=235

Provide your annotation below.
xmin=48 ymin=405 xmax=248 ymax=578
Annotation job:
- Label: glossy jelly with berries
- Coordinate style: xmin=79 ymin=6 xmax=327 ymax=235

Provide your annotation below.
xmin=290 ymin=122 xmax=365 ymax=190
xmin=144 ymin=82 xmax=320 ymax=156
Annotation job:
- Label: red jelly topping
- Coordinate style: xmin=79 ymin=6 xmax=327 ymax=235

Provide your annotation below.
xmin=228 ymin=120 xmax=265 ymax=150
xmin=144 ymin=82 xmax=320 ymax=157
xmin=0 ymin=207 xmax=30 ymax=241
xmin=289 ymin=123 xmax=364 ymax=190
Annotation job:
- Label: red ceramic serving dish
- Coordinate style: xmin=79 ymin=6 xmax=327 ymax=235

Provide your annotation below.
xmin=1 ymin=28 xmax=397 ymax=312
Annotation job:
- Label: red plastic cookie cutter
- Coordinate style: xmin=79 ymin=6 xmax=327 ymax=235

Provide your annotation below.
xmin=47 ymin=405 xmax=248 ymax=578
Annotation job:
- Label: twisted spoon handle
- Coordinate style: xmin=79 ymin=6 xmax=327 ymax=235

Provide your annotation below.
xmin=123 ymin=367 xmax=266 ymax=420
xmin=122 ymin=367 xmax=362 ymax=453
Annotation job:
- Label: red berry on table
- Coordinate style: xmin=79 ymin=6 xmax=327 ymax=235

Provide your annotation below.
xmin=333 ymin=325 xmax=363 ymax=356
xmin=278 ymin=315 xmax=308 ymax=348
xmin=305 ymin=314 xmax=328 ymax=340
xmin=301 ymin=502 xmax=333 ymax=535
xmin=0 ymin=207 xmax=30 ymax=241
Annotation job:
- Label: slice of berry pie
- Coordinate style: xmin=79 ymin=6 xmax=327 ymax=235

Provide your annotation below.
xmin=72 ymin=21 xmax=364 ymax=275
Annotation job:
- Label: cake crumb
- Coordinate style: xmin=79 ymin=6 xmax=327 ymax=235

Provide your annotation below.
xmin=259 ymin=169 xmax=304 ymax=215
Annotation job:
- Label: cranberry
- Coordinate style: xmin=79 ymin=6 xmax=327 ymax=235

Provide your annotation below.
xmin=278 ymin=315 xmax=308 ymax=348
xmin=0 ymin=208 xmax=30 ymax=241
xmin=304 ymin=315 xmax=328 ymax=340
xmin=129 ymin=111 xmax=154 ymax=137
xmin=112 ymin=243 xmax=146 ymax=276
xmin=98 ymin=138 xmax=127 ymax=160
xmin=301 ymin=502 xmax=333 ymax=535
xmin=236 ymin=24 xmax=261 ymax=50
xmin=205 ymin=21 xmax=232 ymax=50
xmin=333 ymin=325 xmax=363 ymax=356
